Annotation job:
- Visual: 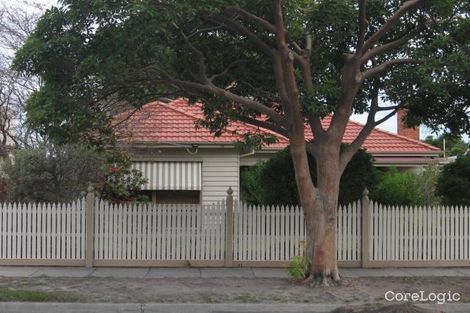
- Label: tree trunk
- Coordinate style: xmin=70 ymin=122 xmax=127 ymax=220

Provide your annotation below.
xmin=310 ymin=148 xmax=341 ymax=284
xmin=290 ymin=137 xmax=341 ymax=286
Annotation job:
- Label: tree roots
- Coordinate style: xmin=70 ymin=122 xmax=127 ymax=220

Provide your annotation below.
xmin=302 ymin=268 xmax=344 ymax=287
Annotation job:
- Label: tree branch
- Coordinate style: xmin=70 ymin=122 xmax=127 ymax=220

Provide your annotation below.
xmin=165 ymin=78 xmax=287 ymax=127
xmin=188 ymin=25 xmax=223 ymax=39
xmin=362 ymin=58 xmax=422 ymax=79
xmin=340 ymin=86 xmax=403 ymax=172
xmin=361 ymin=24 xmax=425 ymax=62
xmin=307 ymin=113 xmax=325 ymax=137
xmin=224 ymin=6 xmax=277 ymax=33
xmin=377 ymin=104 xmax=400 ymax=112
xmin=209 ymin=59 xmax=248 ymax=82
xmin=362 ymin=0 xmax=424 ymax=52
xmin=355 ymin=0 xmax=367 ymax=55
xmin=209 ymin=14 xmax=275 ymax=58
xmin=236 ymin=115 xmax=290 ymax=138
xmin=175 ymin=24 xmax=210 ymax=84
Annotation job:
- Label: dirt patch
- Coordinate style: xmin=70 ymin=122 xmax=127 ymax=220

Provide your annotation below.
xmin=0 ymin=276 xmax=468 ymax=305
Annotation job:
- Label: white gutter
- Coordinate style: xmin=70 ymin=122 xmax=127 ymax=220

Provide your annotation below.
xmin=240 ymin=149 xmax=255 ymax=158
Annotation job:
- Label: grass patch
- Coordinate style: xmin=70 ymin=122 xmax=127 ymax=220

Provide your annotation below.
xmin=200 ymin=295 xmax=221 ymax=304
xmin=233 ymin=293 xmax=259 ymax=303
xmin=0 ymin=288 xmax=81 ymax=302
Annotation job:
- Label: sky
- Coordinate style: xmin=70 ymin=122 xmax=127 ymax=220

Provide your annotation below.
xmin=1 ymin=0 xmax=440 ymax=139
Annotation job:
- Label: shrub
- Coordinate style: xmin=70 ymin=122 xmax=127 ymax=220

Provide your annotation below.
xmin=286 ymin=256 xmax=310 ymax=281
xmin=437 ymin=155 xmax=470 ymax=205
xmin=241 ymin=147 xmax=379 ymax=205
xmin=3 ymin=144 xmax=105 ymax=202
xmin=99 ymin=150 xmax=148 ymax=202
xmin=0 ymin=177 xmax=7 ymax=202
xmin=370 ymin=168 xmax=423 ymax=206
xmin=417 ymin=165 xmax=441 ymax=206
xmin=2 ymin=145 xmax=147 ymax=203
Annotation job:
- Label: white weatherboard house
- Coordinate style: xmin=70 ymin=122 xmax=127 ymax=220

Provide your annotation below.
xmin=115 ymin=99 xmax=441 ymax=205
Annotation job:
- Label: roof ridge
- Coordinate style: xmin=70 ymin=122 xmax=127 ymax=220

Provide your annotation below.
xmin=346 ymin=118 xmax=441 ymax=152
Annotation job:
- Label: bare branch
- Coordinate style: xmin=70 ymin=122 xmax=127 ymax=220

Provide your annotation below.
xmin=236 ymin=115 xmax=290 ymax=138
xmin=339 ymin=85 xmax=379 ymax=170
xmin=165 ymin=78 xmax=287 ymax=127
xmin=209 ymin=59 xmax=248 ymax=82
xmin=209 ymin=14 xmax=275 ymax=58
xmin=362 ymin=58 xmax=422 ymax=79
xmin=174 ymin=24 xmax=210 ymax=84
xmin=373 ymin=107 xmax=400 ymax=126
xmin=361 ymin=24 xmax=426 ymax=62
xmin=307 ymin=113 xmax=326 ymax=137
xmin=355 ymin=0 xmax=367 ymax=54
xmin=377 ymin=104 xmax=400 ymax=111
xmin=362 ymin=0 xmax=424 ymax=52
xmin=340 ymin=85 xmax=403 ymax=172
xmin=188 ymin=25 xmax=223 ymax=39
xmin=305 ymin=34 xmax=312 ymax=57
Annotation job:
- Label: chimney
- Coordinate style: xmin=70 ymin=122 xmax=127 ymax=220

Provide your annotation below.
xmin=397 ymin=109 xmax=420 ymax=141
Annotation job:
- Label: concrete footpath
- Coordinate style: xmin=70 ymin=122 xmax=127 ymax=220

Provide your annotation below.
xmin=1 ymin=302 xmax=470 ymax=313
xmin=0 ymin=266 xmax=469 ymax=278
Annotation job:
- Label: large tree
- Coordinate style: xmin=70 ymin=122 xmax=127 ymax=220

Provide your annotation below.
xmin=0 ymin=1 xmax=43 ymax=151
xmin=14 ymin=0 xmax=469 ymax=285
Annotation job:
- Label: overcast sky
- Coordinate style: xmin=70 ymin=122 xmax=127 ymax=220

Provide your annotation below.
xmin=3 ymin=0 xmax=439 ymax=138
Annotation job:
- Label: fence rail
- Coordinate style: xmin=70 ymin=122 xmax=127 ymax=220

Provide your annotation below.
xmin=0 ymin=188 xmax=469 ymax=268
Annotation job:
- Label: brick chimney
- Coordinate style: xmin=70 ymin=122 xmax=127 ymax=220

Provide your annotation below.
xmin=397 ymin=109 xmax=420 ymax=141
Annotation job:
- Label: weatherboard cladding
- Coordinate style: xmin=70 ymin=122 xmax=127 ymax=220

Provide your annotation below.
xmin=129 ymin=149 xmax=239 ymax=205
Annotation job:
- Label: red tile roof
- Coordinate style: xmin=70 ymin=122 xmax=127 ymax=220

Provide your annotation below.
xmin=115 ymin=99 xmax=440 ymax=154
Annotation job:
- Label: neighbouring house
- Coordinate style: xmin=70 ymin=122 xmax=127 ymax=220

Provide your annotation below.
xmin=115 ymin=98 xmax=441 ymax=204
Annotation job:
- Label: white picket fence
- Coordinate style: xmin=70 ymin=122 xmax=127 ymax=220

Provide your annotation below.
xmin=234 ymin=203 xmax=304 ymax=262
xmin=0 ymin=200 xmax=85 ymax=261
xmin=370 ymin=202 xmax=470 ymax=262
xmin=0 ymin=191 xmax=469 ymax=268
xmin=233 ymin=201 xmax=361 ymax=262
xmin=94 ymin=200 xmax=226 ymax=261
xmin=338 ymin=200 xmax=362 ymax=262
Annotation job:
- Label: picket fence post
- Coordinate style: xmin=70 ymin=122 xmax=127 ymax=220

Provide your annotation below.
xmin=85 ymin=185 xmax=95 ymax=267
xmin=361 ymin=188 xmax=371 ymax=268
xmin=225 ymin=187 xmax=234 ymax=267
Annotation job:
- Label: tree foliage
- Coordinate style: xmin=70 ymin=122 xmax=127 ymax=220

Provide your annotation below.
xmin=424 ymin=134 xmax=469 ymax=157
xmin=371 ymin=166 xmax=441 ymax=206
xmin=437 ymin=155 xmax=470 ymax=205
xmin=0 ymin=2 xmax=43 ymax=149
xmin=13 ymin=0 xmax=469 ymax=145
xmin=241 ymin=147 xmax=379 ymax=205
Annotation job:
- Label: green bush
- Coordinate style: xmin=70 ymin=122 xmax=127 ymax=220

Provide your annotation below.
xmin=2 ymin=145 xmax=147 ymax=203
xmin=99 ymin=150 xmax=148 ymax=202
xmin=370 ymin=167 xmax=441 ymax=206
xmin=417 ymin=165 xmax=441 ymax=206
xmin=286 ymin=256 xmax=310 ymax=281
xmin=241 ymin=147 xmax=379 ymax=205
xmin=437 ymin=155 xmax=470 ymax=205
xmin=3 ymin=144 xmax=105 ymax=202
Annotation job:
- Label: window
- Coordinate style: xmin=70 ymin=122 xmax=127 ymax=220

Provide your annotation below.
xmin=155 ymin=190 xmax=200 ymax=204
xmin=136 ymin=190 xmax=201 ymax=204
